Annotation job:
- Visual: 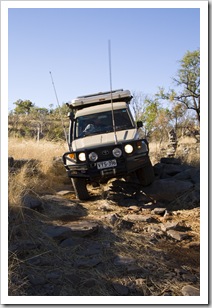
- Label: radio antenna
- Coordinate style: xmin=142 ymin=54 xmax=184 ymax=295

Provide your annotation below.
xmin=49 ymin=71 xmax=68 ymax=143
xmin=108 ymin=40 xmax=118 ymax=144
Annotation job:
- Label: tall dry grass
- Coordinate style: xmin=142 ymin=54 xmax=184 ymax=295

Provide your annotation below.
xmin=8 ymin=138 xmax=69 ymax=206
xmin=8 ymin=138 xmax=68 ymax=169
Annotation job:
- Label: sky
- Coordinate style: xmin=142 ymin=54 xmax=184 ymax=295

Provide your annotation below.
xmin=7 ymin=3 xmax=201 ymax=112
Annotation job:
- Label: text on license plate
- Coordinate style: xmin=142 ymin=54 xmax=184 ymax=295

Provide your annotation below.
xmin=97 ymin=159 xmax=117 ymax=170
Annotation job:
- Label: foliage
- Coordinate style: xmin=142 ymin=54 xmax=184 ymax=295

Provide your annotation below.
xmin=143 ymin=98 xmax=160 ymax=133
xmin=131 ymin=93 xmax=171 ymax=141
xmin=31 ymin=107 xmax=49 ymax=116
xmin=13 ymin=99 xmax=34 ymax=115
xmin=53 ymin=103 xmax=70 ymax=117
xmin=158 ymin=49 xmax=200 ymax=124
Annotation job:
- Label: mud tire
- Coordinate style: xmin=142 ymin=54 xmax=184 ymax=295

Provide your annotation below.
xmin=136 ymin=159 xmax=155 ymax=186
xmin=71 ymin=178 xmax=90 ymax=200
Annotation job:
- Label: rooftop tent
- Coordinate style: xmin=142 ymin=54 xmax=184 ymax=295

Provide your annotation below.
xmin=69 ymin=89 xmax=133 ymax=110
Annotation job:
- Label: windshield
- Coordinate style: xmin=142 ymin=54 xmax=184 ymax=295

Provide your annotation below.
xmin=74 ymin=108 xmax=135 ymax=139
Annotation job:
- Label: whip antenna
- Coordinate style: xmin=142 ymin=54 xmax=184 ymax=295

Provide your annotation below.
xmin=49 ymin=71 xmax=68 ymax=143
xmin=108 ymin=40 xmax=118 ymax=144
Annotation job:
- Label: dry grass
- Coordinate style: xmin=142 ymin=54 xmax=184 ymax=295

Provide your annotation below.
xmin=8 ymin=138 xmax=69 ymax=203
xmin=149 ymin=139 xmax=200 ymax=168
xmin=8 ymin=251 xmax=29 ymax=296
xmin=8 ymin=138 xmax=68 ymax=171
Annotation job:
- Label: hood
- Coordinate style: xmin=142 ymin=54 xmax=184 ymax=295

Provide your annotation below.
xmin=72 ymin=129 xmax=139 ymax=151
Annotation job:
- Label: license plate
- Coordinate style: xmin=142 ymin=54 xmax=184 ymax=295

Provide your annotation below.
xmin=97 ymin=159 xmax=117 ymax=170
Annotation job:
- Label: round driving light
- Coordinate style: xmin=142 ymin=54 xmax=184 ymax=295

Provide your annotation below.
xmin=78 ymin=152 xmax=86 ymax=161
xmin=89 ymin=152 xmax=98 ymax=162
xmin=112 ymin=147 xmax=122 ymax=158
xmin=124 ymin=144 xmax=133 ymax=154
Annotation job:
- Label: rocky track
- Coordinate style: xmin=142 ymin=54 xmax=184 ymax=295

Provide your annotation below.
xmin=8 ymin=158 xmax=200 ymax=297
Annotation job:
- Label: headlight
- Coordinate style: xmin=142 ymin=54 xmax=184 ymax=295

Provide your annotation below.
xmin=124 ymin=144 xmax=133 ymax=154
xmin=112 ymin=147 xmax=122 ymax=158
xmin=89 ymin=152 xmax=98 ymax=162
xmin=78 ymin=152 xmax=86 ymax=161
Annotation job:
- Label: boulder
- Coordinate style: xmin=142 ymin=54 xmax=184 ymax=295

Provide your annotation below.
xmin=154 ymin=163 xmax=187 ymax=179
xmin=173 ymin=168 xmax=199 ymax=183
xmin=141 ymin=179 xmax=193 ymax=202
xmin=21 ymin=194 xmax=43 ymax=211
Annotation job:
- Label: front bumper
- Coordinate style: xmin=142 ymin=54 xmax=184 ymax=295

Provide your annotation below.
xmin=62 ymin=139 xmax=150 ymax=181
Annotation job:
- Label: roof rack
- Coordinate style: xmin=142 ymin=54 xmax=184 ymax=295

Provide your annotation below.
xmin=69 ymin=89 xmax=133 ymax=110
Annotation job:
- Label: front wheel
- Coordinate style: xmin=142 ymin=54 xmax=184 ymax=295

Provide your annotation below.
xmin=71 ymin=178 xmax=90 ymax=200
xmin=136 ymin=159 xmax=154 ymax=186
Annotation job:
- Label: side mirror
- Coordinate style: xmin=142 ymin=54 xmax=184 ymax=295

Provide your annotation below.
xmin=68 ymin=112 xmax=74 ymax=121
xmin=137 ymin=121 xmax=143 ymax=128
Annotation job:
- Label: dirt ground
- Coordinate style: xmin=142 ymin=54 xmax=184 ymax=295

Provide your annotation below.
xmin=8 ymin=179 xmax=200 ymax=297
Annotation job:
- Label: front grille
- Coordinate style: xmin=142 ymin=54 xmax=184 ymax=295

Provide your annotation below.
xmin=87 ymin=145 xmax=122 ymax=161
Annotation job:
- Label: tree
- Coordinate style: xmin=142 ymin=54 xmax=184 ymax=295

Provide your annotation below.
xmin=13 ymin=99 xmax=34 ymax=115
xmin=130 ymin=93 xmax=171 ymax=140
xmin=130 ymin=91 xmax=146 ymax=122
xmin=143 ymin=98 xmax=160 ymax=135
xmin=143 ymin=98 xmax=171 ymax=142
xmin=53 ymin=103 xmax=69 ymax=117
xmin=31 ymin=107 xmax=49 ymax=116
xmin=169 ymin=102 xmax=187 ymax=131
xmin=158 ymin=49 xmax=200 ymax=125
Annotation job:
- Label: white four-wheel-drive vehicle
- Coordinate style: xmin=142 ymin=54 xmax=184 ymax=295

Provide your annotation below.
xmin=63 ymin=89 xmax=154 ymax=200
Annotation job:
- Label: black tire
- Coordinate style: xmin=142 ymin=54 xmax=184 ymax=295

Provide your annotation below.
xmin=71 ymin=178 xmax=90 ymax=200
xmin=136 ymin=159 xmax=154 ymax=186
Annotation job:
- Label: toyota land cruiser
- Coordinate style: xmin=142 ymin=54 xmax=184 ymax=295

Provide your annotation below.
xmin=63 ymin=89 xmax=154 ymax=200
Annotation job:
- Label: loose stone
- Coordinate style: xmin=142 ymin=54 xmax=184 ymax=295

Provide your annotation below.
xmin=181 ymin=285 xmax=200 ymax=296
